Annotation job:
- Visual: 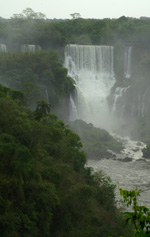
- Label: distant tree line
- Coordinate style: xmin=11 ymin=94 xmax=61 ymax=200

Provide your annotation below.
xmin=0 ymin=8 xmax=150 ymax=51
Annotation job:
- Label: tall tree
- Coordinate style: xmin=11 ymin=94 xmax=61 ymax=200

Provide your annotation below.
xmin=70 ymin=13 xmax=81 ymax=19
xmin=11 ymin=8 xmax=46 ymax=20
xmin=34 ymin=100 xmax=51 ymax=120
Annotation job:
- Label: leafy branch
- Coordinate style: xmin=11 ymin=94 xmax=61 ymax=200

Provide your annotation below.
xmin=120 ymin=187 xmax=150 ymax=236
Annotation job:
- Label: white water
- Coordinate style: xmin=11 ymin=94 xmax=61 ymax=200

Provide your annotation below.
xmin=87 ymin=136 xmax=150 ymax=207
xmin=45 ymin=89 xmax=49 ymax=104
xmin=64 ymin=44 xmax=116 ymax=129
xmin=69 ymin=94 xmax=79 ymax=121
xmin=124 ymin=46 xmax=132 ymax=79
xmin=0 ymin=44 xmax=7 ymax=52
xmin=112 ymin=86 xmax=130 ymax=120
xmin=21 ymin=44 xmax=41 ymax=52
xmin=112 ymin=87 xmax=127 ymax=112
xmin=64 ymin=44 xmax=150 ymax=207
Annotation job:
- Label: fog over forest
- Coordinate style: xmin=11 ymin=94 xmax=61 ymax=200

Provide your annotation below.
xmin=1 ymin=8 xmax=150 ymax=236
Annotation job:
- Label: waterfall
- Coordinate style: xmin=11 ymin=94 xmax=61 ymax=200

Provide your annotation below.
xmin=65 ymin=44 xmax=150 ymax=207
xmin=112 ymin=86 xmax=130 ymax=118
xmin=64 ymin=44 xmax=116 ymax=129
xmin=112 ymin=87 xmax=125 ymax=113
xmin=0 ymin=44 xmax=7 ymax=53
xmin=124 ymin=46 xmax=132 ymax=79
xmin=21 ymin=44 xmax=41 ymax=53
xmin=45 ymin=89 xmax=49 ymax=104
xmin=69 ymin=95 xmax=79 ymax=121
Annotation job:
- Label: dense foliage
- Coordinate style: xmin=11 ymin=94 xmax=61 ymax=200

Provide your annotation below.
xmin=1 ymin=10 xmax=150 ymax=143
xmin=120 ymin=188 xmax=150 ymax=236
xmin=69 ymin=120 xmax=123 ymax=159
xmin=0 ymin=9 xmax=150 ymax=235
xmin=0 ymin=50 xmax=74 ymax=111
xmin=0 ymin=84 xmax=132 ymax=236
xmin=1 ymin=9 xmax=150 ymax=51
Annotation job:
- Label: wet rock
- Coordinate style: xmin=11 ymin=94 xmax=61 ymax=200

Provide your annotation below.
xmin=117 ymin=157 xmax=133 ymax=162
xmin=107 ymin=149 xmax=117 ymax=158
xmin=136 ymin=158 xmax=146 ymax=162
xmin=132 ymin=148 xmax=139 ymax=152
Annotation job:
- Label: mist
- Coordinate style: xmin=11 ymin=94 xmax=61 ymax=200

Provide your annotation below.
xmin=64 ymin=44 xmax=131 ymax=135
xmin=64 ymin=42 xmax=150 ymax=142
xmin=1 ymin=15 xmax=150 ymax=141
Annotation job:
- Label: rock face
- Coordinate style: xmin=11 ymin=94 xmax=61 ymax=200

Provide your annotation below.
xmin=112 ymin=46 xmax=150 ymax=121
xmin=65 ymin=44 xmax=150 ymax=138
xmin=64 ymin=44 xmax=115 ymax=129
xmin=1 ymin=42 xmax=150 ymax=132
xmin=116 ymin=157 xmax=133 ymax=162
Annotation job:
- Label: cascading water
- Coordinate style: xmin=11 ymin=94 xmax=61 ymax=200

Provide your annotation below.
xmin=0 ymin=44 xmax=7 ymax=53
xmin=112 ymin=86 xmax=130 ymax=120
xmin=69 ymin=94 xmax=79 ymax=121
xmin=124 ymin=46 xmax=132 ymax=79
xmin=64 ymin=44 xmax=116 ymax=129
xmin=21 ymin=44 xmax=41 ymax=52
xmin=64 ymin=44 xmax=150 ymax=207
xmin=45 ymin=89 xmax=49 ymax=104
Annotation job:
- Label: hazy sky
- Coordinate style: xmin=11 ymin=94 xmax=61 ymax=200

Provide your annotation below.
xmin=1 ymin=0 xmax=150 ymax=19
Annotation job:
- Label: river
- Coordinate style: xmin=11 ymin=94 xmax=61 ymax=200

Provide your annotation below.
xmin=87 ymin=135 xmax=150 ymax=208
xmin=64 ymin=44 xmax=150 ymax=208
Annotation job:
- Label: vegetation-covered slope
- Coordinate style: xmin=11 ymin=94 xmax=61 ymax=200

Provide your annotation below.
xmin=0 ymin=84 xmax=133 ymax=236
xmin=69 ymin=120 xmax=123 ymax=159
xmin=0 ymin=50 xmax=74 ymax=118
xmin=0 ymin=10 xmax=150 ymax=235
